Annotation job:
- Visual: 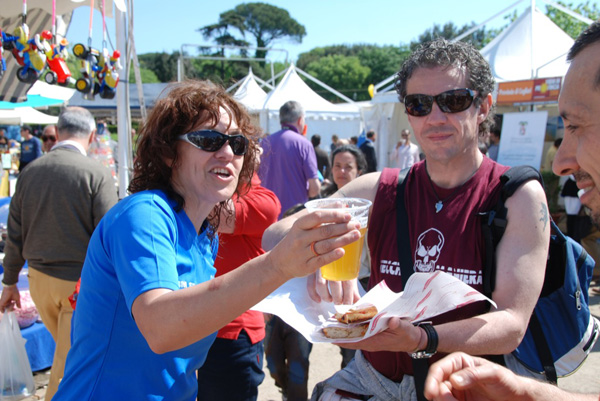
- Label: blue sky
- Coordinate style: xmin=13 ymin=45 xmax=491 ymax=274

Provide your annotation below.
xmin=65 ymin=0 xmax=533 ymax=62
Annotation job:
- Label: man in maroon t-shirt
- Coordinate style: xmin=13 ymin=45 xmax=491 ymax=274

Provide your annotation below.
xmin=425 ymin=22 xmax=600 ymax=401
xmin=263 ymin=38 xmax=550 ymax=400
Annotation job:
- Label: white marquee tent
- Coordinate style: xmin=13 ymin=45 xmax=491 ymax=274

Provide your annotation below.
xmin=480 ymin=6 xmax=574 ymax=83
xmin=257 ymin=65 xmax=365 ymax=149
xmin=232 ymin=70 xmax=270 ymax=113
xmin=0 ymin=107 xmax=58 ymax=125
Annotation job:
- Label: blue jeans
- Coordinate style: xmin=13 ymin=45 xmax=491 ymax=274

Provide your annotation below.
xmin=265 ymin=316 xmax=313 ymax=401
xmin=197 ymin=330 xmax=265 ymax=401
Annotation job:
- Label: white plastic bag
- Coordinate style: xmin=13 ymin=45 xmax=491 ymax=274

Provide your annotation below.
xmin=0 ymin=311 xmax=35 ymax=400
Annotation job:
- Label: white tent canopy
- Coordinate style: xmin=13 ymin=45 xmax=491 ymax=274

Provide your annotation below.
xmin=480 ymin=6 xmax=574 ymax=82
xmin=262 ymin=65 xmax=360 ymax=115
xmin=259 ymin=65 xmax=364 ymax=149
xmin=232 ymin=70 xmax=269 ymax=113
xmin=28 ymin=81 xmax=76 ymax=103
xmin=0 ymin=107 xmax=58 ymax=125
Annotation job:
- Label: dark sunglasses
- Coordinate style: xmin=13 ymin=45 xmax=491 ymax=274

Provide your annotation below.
xmin=178 ymin=130 xmax=248 ymax=156
xmin=41 ymin=135 xmax=57 ymax=142
xmin=404 ymin=88 xmax=477 ymax=117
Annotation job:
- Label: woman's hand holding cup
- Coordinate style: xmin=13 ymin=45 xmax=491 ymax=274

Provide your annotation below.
xmin=267 ymin=209 xmax=361 ymax=281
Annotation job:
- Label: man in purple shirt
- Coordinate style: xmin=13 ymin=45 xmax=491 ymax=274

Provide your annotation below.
xmin=260 ymin=100 xmax=321 ymax=219
xmin=259 ymin=100 xmax=321 ymax=400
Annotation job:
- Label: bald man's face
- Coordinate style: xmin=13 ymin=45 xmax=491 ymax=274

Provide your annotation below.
xmin=553 ymin=41 xmax=600 ymax=227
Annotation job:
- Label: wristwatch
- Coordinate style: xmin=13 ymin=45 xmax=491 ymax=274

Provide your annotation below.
xmin=411 ymin=321 xmax=438 ymax=359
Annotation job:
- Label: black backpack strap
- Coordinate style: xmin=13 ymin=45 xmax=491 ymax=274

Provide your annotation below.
xmin=396 ymin=167 xmax=414 ymax=282
xmin=481 ymin=165 xmax=543 ymax=295
xmin=529 ymin=312 xmax=558 ymax=384
xmin=395 ymin=167 xmax=428 ymax=401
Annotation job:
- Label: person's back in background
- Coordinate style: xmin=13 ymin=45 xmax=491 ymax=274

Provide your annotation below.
xmin=359 ymin=130 xmax=377 ymax=173
xmin=0 ymin=107 xmax=118 ymax=400
xmin=311 ymin=134 xmax=331 ymax=183
xmin=259 ymin=100 xmax=320 ymax=219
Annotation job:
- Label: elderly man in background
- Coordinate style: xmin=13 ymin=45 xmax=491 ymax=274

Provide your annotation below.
xmin=0 ymin=107 xmax=119 ymax=400
xmin=260 ymin=100 xmax=320 ymax=219
xmin=259 ymin=100 xmax=322 ymax=400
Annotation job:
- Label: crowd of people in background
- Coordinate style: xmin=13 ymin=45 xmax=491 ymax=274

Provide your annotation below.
xmin=0 ymin=20 xmax=600 ymax=401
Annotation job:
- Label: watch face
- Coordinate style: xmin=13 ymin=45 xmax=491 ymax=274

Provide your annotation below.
xmin=411 ymin=351 xmax=436 ymax=359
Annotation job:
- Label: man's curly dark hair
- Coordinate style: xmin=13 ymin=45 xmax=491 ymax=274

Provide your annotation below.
xmin=395 ymin=38 xmax=496 ymax=136
xmin=128 ymin=80 xmax=261 ymax=231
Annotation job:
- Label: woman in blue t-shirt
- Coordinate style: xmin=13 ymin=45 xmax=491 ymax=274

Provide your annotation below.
xmin=53 ymin=80 xmax=361 ymax=401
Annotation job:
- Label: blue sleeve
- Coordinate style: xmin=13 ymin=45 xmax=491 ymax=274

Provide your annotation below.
xmin=35 ymin=138 xmax=42 ymax=157
xmin=103 ymin=196 xmax=181 ymax=312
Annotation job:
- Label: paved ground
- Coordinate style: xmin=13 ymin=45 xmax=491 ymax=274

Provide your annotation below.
xmin=23 ymin=289 xmax=600 ymax=401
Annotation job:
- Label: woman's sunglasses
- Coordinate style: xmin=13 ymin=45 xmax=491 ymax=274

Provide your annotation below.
xmin=403 ymin=88 xmax=477 ymax=117
xmin=178 ymin=130 xmax=249 ymax=156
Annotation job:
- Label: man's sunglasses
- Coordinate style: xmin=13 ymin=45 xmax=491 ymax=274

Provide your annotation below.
xmin=178 ymin=130 xmax=249 ymax=156
xmin=403 ymin=88 xmax=477 ymax=117
xmin=41 ymin=135 xmax=57 ymax=142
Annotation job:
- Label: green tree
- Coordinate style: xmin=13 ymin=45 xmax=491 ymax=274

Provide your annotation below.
xmin=197 ymin=12 xmax=250 ymax=80
xmin=410 ymin=21 xmax=497 ymax=50
xmin=297 ymin=44 xmax=410 ymax=100
xmin=545 ymin=1 xmax=599 ymax=38
xmin=305 ymin=55 xmax=370 ymax=101
xmin=137 ymin=52 xmax=179 ymax=82
xmin=357 ymin=45 xmax=411 ymax=87
xmin=128 ymin=66 xmax=160 ymax=84
xmin=65 ymin=56 xmax=82 ymax=80
xmin=200 ymin=3 xmax=306 ymax=61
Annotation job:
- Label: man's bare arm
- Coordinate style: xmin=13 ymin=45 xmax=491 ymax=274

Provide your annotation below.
xmin=342 ymin=180 xmax=550 ymax=355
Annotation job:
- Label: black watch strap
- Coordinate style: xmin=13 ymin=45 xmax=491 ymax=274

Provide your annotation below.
xmin=411 ymin=322 xmax=438 ymax=359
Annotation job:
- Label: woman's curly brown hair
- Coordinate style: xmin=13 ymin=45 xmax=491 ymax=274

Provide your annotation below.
xmin=128 ymin=80 xmax=260 ymax=230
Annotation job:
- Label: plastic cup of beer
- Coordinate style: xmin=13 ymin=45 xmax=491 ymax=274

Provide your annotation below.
xmin=304 ymin=197 xmax=371 ymax=281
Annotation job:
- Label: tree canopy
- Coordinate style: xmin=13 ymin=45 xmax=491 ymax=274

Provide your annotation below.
xmin=297 ymin=44 xmax=410 ymax=101
xmin=136 ymin=1 xmax=595 ymax=101
xmin=545 ymin=0 xmax=599 ymax=38
xmin=199 ymin=2 xmax=306 ymax=61
xmin=409 ymin=21 xmax=500 ymax=51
